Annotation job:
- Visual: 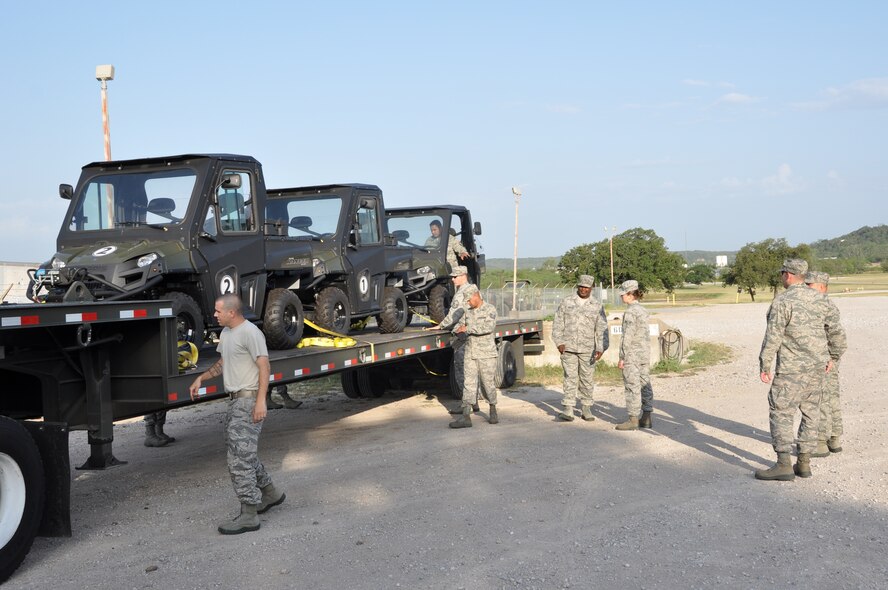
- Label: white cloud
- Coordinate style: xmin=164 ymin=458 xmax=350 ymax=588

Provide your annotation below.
xmin=793 ymin=78 xmax=888 ymax=111
xmin=762 ymin=163 xmax=803 ymax=195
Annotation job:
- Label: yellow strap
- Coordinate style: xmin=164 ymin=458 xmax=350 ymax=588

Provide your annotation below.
xmin=297 ymin=336 xmax=357 ymax=348
xmin=177 ymin=340 xmax=199 ymax=371
xmin=410 ymin=309 xmax=438 ymax=325
xmin=417 ymin=357 xmax=447 ymax=377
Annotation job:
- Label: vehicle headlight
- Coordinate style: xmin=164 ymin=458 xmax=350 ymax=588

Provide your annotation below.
xmin=51 ymin=258 xmax=66 ymax=270
xmin=417 ymin=265 xmax=432 ymax=275
xmin=137 ymin=253 xmax=159 ymax=268
xmin=312 ymin=258 xmax=327 ymax=277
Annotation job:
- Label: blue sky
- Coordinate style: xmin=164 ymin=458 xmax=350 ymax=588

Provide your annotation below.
xmin=2 ymin=1 xmax=886 ymax=262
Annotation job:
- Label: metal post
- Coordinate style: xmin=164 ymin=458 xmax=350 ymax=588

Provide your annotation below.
xmin=605 ymin=226 xmax=617 ymax=302
xmin=511 ymin=187 xmax=522 ymax=318
xmin=100 ymin=79 xmax=112 ymax=161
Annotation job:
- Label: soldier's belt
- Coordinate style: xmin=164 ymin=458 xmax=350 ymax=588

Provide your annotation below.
xmin=229 ymin=389 xmax=258 ymax=400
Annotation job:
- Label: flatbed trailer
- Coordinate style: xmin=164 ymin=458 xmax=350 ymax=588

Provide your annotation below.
xmin=0 ymin=300 xmax=542 ymax=583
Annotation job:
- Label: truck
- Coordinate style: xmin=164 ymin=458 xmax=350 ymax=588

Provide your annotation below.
xmin=384 ymin=205 xmax=485 ymax=324
xmin=27 ymin=154 xmax=412 ymax=349
xmin=0 ymin=298 xmax=542 ymax=583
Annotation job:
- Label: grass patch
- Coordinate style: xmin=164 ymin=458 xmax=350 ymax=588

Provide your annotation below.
xmin=522 ymin=340 xmax=733 ymax=386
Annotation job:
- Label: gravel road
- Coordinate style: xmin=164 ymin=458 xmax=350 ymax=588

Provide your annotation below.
xmin=7 ymin=297 xmax=888 ymax=590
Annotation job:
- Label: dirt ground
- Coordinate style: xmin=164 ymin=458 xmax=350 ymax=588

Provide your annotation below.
xmin=7 ymin=297 xmax=888 ymax=590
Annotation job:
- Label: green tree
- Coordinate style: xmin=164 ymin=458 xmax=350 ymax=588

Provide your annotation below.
xmin=557 ymin=227 xmax=685 ymax=293
xmin=722 ymin=238 xmax=812 ymax=301
xmin=685 ymin=263 xmax=716 ymax=285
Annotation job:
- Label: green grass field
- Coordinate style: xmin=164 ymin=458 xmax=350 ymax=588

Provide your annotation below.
xmin=641 ymin=271 xmax=888 ymax=306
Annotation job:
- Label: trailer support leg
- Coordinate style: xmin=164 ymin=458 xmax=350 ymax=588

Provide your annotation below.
xmin=76 ymin=344 xmax=126 ymax=470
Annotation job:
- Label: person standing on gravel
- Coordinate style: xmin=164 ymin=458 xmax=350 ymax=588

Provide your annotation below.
xmin=615 ymin=280 xmax=654 ymax=431
xmin=449 ymin=286 xmax=500 ymax=428
xmin=756 ymin=259 xmax=846 ymax=482
xmin=189 ymin=294 xmax=285 ymax=534
xmin=804 ymin=271 xmax=848 ymax=456
xmin=552 ymin=275 xmax=609 ymax=422
xmin=426 ymin=265 xmax=480 ymax=413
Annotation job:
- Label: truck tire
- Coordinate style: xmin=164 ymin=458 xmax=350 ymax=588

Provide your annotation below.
xmin=495 ymin=340 xmax=517 ymax=389
xmin=356 ymin=367 xmax=386 ymax=398
xmin=376 ymin=287 xmax=408 ymax=334
xmin=263 ymin=289 xmax=304 ymax=349
xmin=0 ymin=417 xmax=45 ymax=584
xmin=448 ymin=356 xmax=462 ymax=400
xmin=428 ymin=283 xmax=452 ymax=324
xmin=166 ymin=291 xmax=205 ymax=345
xmin=341 ymin=370 xmax=361 ymax=398
xmin=315 ymin=287 xmax=351 ymax=334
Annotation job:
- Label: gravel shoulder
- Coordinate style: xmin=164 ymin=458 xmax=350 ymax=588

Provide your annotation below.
xmin=8 ymin=298 xmax=888 ymax=590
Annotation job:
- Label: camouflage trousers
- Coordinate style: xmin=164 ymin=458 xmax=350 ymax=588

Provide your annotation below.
xmin=819 ymin=368 xmax=842 ymax=439
xmin=622 ymin=362 xmax=653 ymax=417
xmin=225 ymin=397 xmax=271 ymax=505
xmin=560 ymin=351 xmax=596 ymax=407
xmin=768 ymin=372 xmax=824 ymax=455
xmin=463 ymin=357 xmax=498 ymax=408
xmin=143 ymin=410 xmax=167 ymax=426
xmin=452 ymin=340 xmax=480 ymax=402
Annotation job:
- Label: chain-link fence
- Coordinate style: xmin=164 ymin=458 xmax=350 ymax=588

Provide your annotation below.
xmin=481 ymin=285 xmax=621 ymax=318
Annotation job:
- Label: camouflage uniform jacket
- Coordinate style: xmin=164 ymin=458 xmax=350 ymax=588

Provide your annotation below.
xmin=619 ymin=301 xmax=650 ymax=365
xmin=439 ymin=282 xmax=473 ymax=332
xmin=759 ymin=283 xmax=847 ymax=375
xmin=446 ymin=235 xmax=469 ymax=269
xmin=552 ymin=293 xmax=608 ymax=354
xmin=463 ymin=301 xmax=498 ymax=360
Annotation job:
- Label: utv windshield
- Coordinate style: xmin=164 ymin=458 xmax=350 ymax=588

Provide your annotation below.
xmin=265 ymin=195 xmax=343 ymax=239
xmin=68 ymin=168 xmax=198 ymax=231
xmin=385 ymin=212 xmax=447 ymax=250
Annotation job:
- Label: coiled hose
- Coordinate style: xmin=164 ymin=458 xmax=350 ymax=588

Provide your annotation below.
xmin=660 ymin=328 xmax=685 ymax=362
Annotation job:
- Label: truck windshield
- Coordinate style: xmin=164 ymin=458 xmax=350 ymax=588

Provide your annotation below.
xmin=266 ymin=195 xmax=342 ymax=239
xmin=68 ymin=168 xmax=197 ymax=231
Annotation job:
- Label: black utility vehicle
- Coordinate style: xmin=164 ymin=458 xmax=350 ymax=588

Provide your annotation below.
xmin=384 ymin=206 xmax=485 ymax=323
xmin=29 ymin=154 xmax=410 ymax=348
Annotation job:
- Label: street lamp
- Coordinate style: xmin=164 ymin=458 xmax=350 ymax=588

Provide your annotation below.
xmin=605 ymin=226 xmax=617 ymax=300
xmin=95 ymin=65 xmax=115 ymax=162
xmin=511 ymin=186 xmax=522 ymax=318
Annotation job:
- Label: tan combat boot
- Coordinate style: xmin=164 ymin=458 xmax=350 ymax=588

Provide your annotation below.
xmin=581 ymin=405 xmax=595 ymax=422
xmin=488 ymin=405 xmax=499 ymax=425
xmin=218 ymin=503 xmax=260 ymax=535
xmin=639 ymin=411 xmax=652 ymax=429
xmin=754 ymin=452 xmax=795 ymax=481
xmin=449 ymin=407 xmax=472 ymax=429
xmin=615 ymin=416 xmax=639 ymax=431
xmin=827 ymin=436 xmax=842 ymax=453
xmin=810 ymin=440 xmax=830 ymax=458
xmin=257 ymin=483 xmax=286 ymax=514
xmin=794 ymin=453 xmax=812 ymax=478
xmin=557 ymin=406 xmax=575 ymax=422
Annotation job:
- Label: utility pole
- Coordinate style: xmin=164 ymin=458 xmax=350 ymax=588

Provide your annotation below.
xmin=511 ymin=187 xmax=522 ymax=318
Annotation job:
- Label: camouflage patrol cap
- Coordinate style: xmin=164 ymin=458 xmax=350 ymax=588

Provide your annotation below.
xmin=577 ymin=275 xmax=594 ymax=288
xmin=804 ymin=270 xmax=830 ymax=285
xmin=449 ymin=266 xmax=468 ymax=277
xmin=618 ymin=279 xmax=639 ymax=295
xmin=780 ymin=258 xmax=808 ymax=276
xmin=463 ymin=284 xmax=480 ymax=297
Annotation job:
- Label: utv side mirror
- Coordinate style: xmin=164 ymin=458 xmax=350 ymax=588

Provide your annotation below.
xmin=289 ymin=216 xmax=313 ymax=231
xmin=473 ymin=222 xmax=482 ymax=235
xmin=391 ymin=230 xmax=410 ymax=242
xmin=59 ymin=184 xmax=74 ymax=200
xmin=147 ymin=198 xmax=176 ymax=215
xmin=220 ymin=174 xmax=242 ymax=190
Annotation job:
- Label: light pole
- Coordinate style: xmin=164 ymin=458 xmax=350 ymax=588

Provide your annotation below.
xmin=511 ymin=186 xmax=522 ymax=318
xmin=605 ymin=226 xmax=617 ymax=300
xmin=95 ymin=65 xmax=115 ymax=161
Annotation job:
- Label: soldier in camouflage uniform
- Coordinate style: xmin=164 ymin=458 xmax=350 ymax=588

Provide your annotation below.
xmin=615 ymin=280 xmax=654 ymax=431
xmin=424 ymin=220 xmax=469 ymax=271
xmin=552 ymin=275 xmax=608 ymax=422
xmin=449 ymin=286 xmax=500 ymax=428
xmin=804 ymin=271 xmax=846 ymax=455
xmin=189 ymin=294 xmax=285 ymax=534
xmin=426 ymin=266 xmax=480 ymax=413
xmin=756 ymin=260 xmax=846 ymax=481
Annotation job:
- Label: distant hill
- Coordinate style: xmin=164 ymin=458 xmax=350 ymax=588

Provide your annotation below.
xmin=810 ymin=224 xmax=888 ymax=261
xmin=485 ymin=257 xmax=558 ymax=271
